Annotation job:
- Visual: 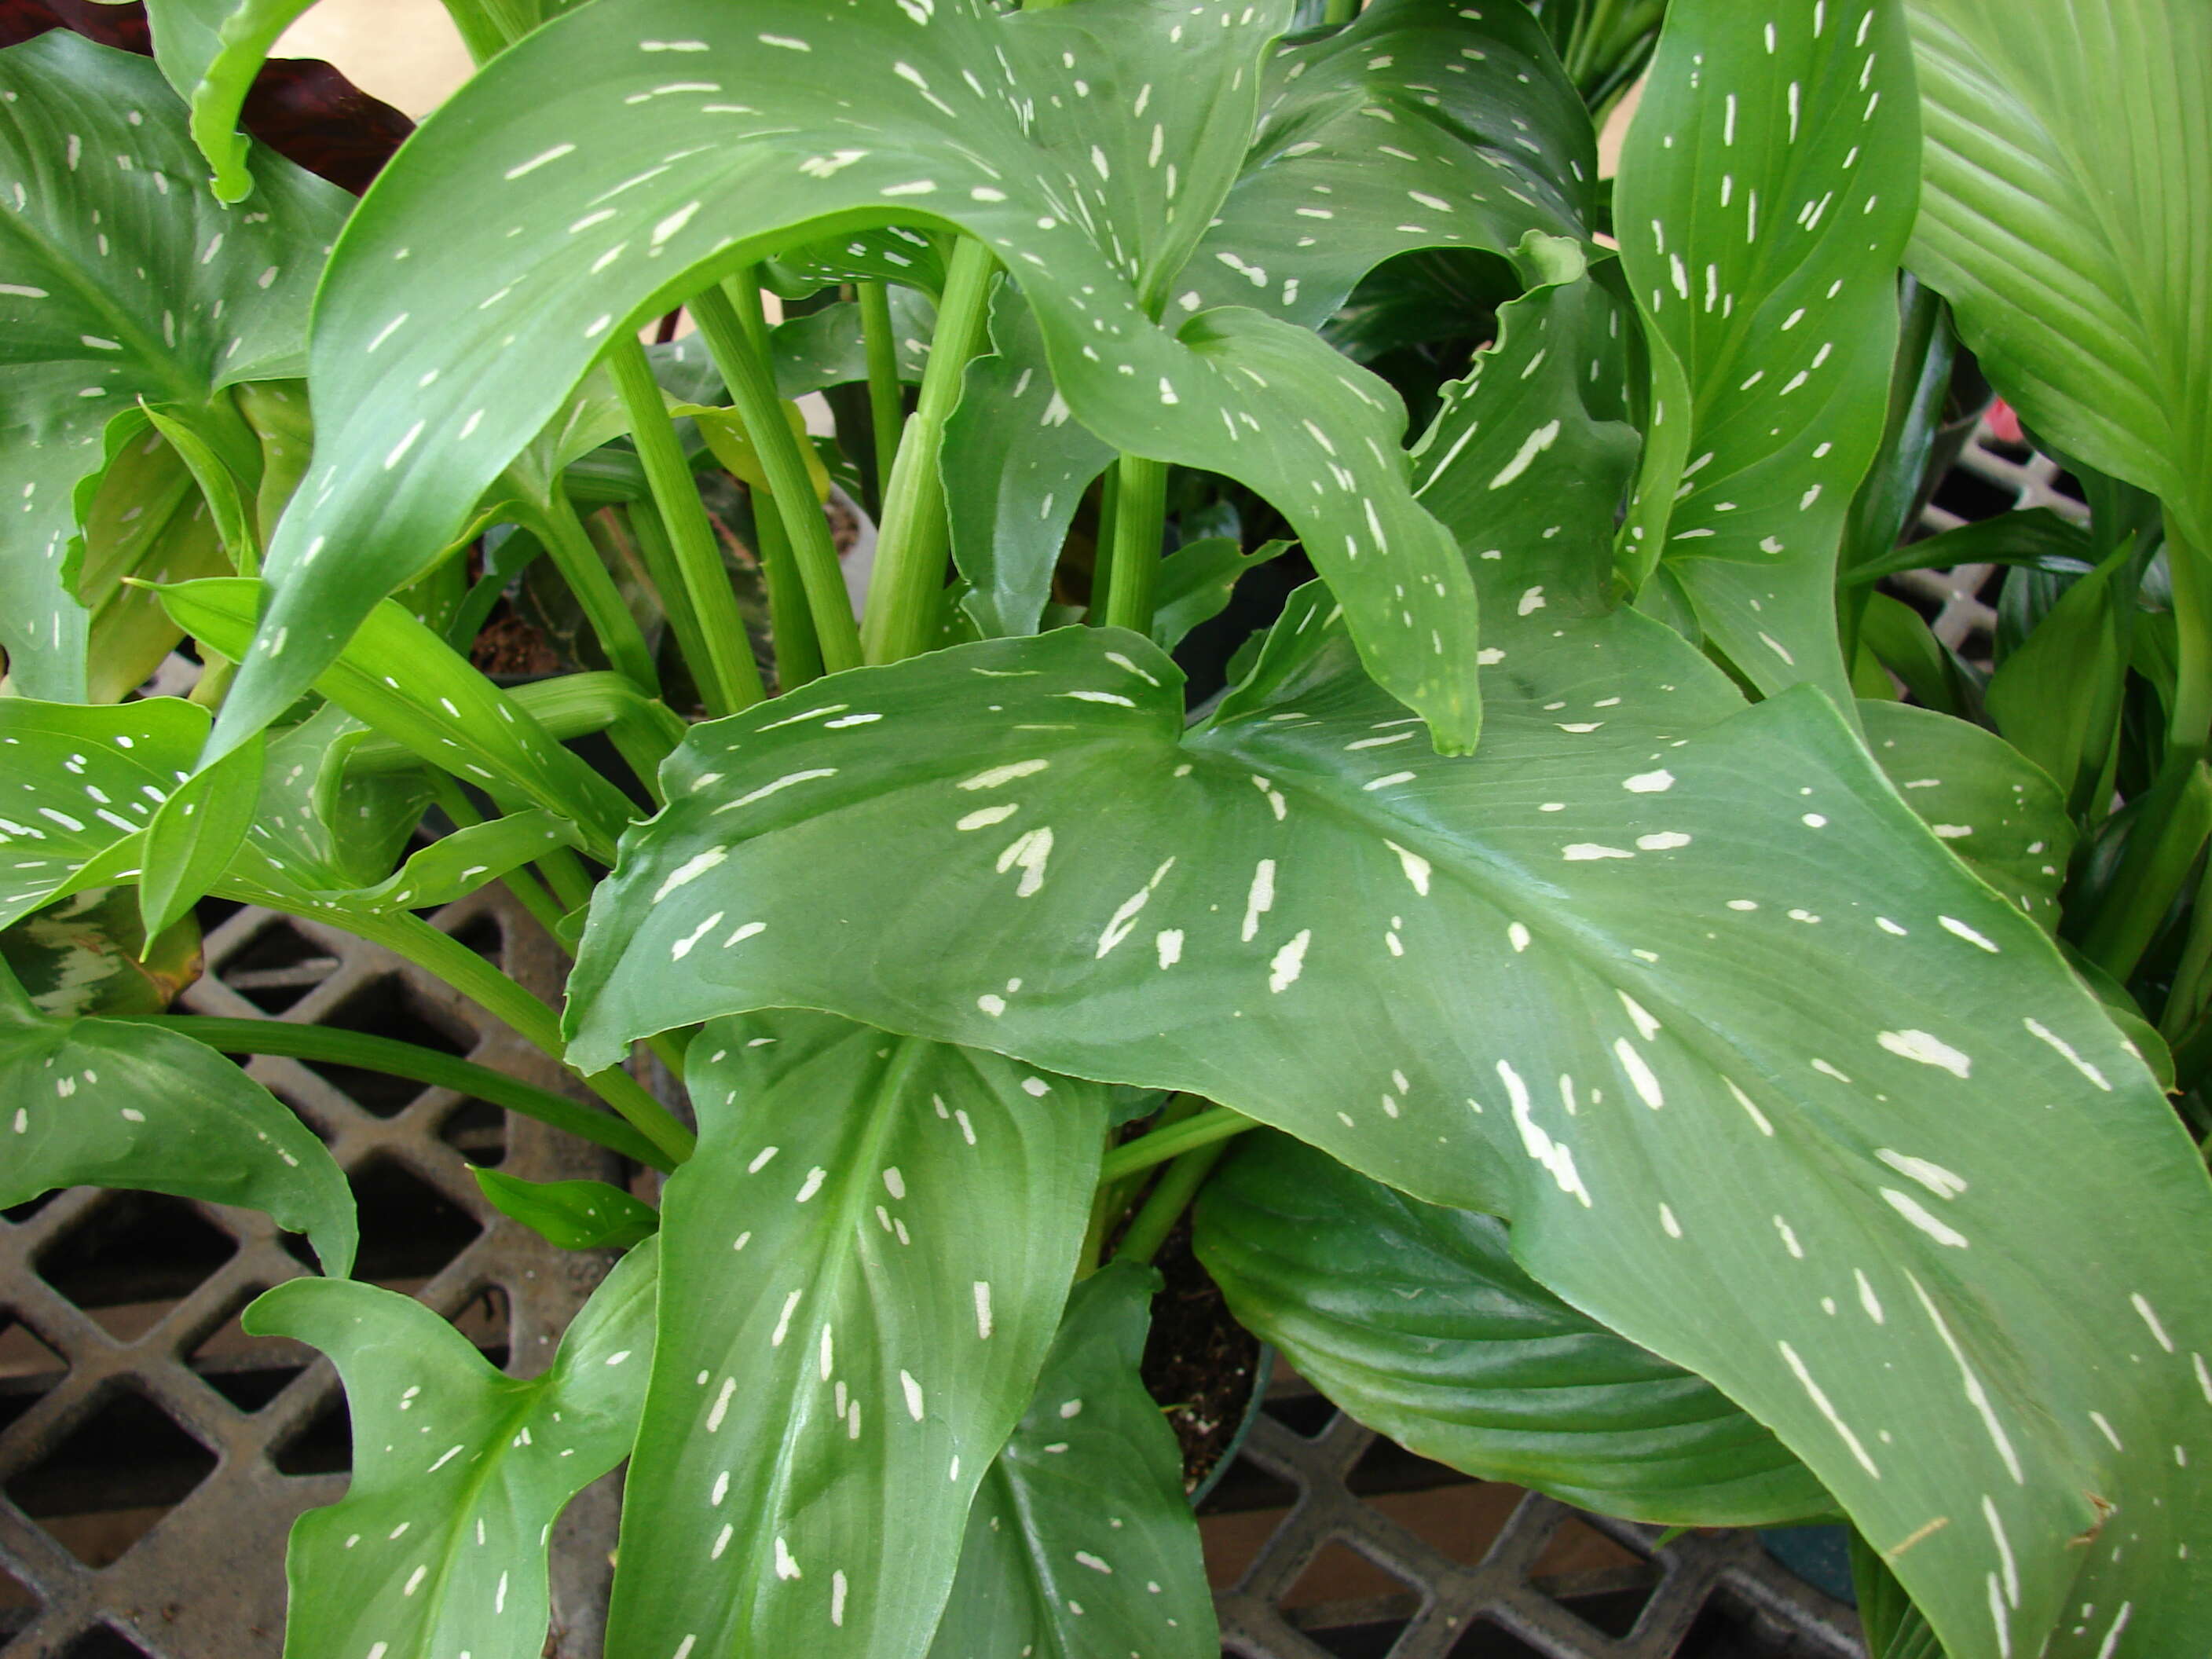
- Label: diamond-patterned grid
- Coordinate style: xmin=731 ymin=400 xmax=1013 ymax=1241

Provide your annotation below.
xmin=0 ymin=427 xmax=2083 ymax=1656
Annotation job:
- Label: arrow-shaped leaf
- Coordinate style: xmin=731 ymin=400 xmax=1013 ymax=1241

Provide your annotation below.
xmin=244 ymin=1237 xmax=658 ymax=1659
xmin=564 ymin=583 xmax=2212 ymax=1657
xmin=0 ymin=957 xmax=354 ymax=1274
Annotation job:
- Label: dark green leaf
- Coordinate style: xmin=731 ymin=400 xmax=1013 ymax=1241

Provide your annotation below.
xmin=1985 ymin=540 xmax=2145 ymax=818
xmin=245 ymin=1239 xmax=658 ymax=1659
xmin=606 ymin=1011 xmax=1108 ymax=1659
xmin=216 ymin=0 xmax=1484 ymax=760
xmin=1845 ymin=509 xmax=2095 ymax=588
xmin=137 ymin=730 xmax=262 ymax=935
xmin=1613 ymin=0 xmax=1921 ymax=704
xmin=0 ymin=958 xmax=354 ymax=1274
xmin=1200 ymin=1130 xmax=1832 ymax=1524
xmin=926 ymin=1261 xmax=1215 ymax=1659
xmin=0 ymin=32 xmax=345 ymax=698
xmin=473 ymin=1167 xmax=659 ymax=1251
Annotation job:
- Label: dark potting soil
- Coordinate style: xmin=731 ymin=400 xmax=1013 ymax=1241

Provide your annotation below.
xmin=1140 ymin=1215 xmax=1262 ymax=1496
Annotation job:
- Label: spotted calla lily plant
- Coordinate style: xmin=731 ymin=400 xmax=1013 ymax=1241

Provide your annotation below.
xmin=3 ymin=0 xmax=2210 ymax=1654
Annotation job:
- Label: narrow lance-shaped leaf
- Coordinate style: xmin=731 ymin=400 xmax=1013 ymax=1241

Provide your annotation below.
xmin=607 ymin=1011 xmax=1108 ymax=1659
xmin=1903 ymin=0 xmax=2212 ymax=558
xmin=0 ymin=32 xmax=345 ymax=698
xmin=217 ymin=0 xmax=1482 ymax=761
xmin=244 ymin=1238 xmax=658 ymax=1659
xmin=1612 ymin=0 xmax=1921 ymax=705
xmin=565 ymin=467 xmax=2212 ymax=1659
xmin=926 ymin=1261 xmax=1217 ymax=1659
xmin=1196 ymin=1131 xmax=1834 ymax=1525
xmin=0 ymin=957 xmax=355 ymax=1275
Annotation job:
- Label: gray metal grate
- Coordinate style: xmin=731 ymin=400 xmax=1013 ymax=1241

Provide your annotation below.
xmin=1207 ymin=1386 xmax=1861 ymax=1659
xmin=0 ymin=892 xmax=624 ymax=1657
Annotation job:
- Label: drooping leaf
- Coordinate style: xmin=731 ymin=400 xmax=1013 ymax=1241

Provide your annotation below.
xmin=926 ymin=1261 xmax=1216 ymax=1659
xmin=472 ymin=1167 xmax=660 ymax=1252
xmin=244 ymin=1237 xmax=657 ymax=1659
xmin=0 ymin=885 xmax=202 ymax=1017
xmin=606 ymin=1010 xmax=1108 ymax=1659
xmin=1903 ymin=0 xmax=2212 ymax=559
xmin=565 ymin=580 xmax=2212 ymax=1657
xmin=0 ymin=957 xmax=354 ymax=1274
xmin=1196 ymin=1130 xmax=1833 ymax=1525
xmin=0 ymin=31 xmax=346 ymax=698
xmin=216 ymin=0 xmax=1484 ymax=763
xmin=943 ymin=288 xmax=1116 ymax=640
xmin=1612 ymin=0 xmax=1921 ymax=705
xmin=137 ymin=729 xmax=263 ymax=934
xmin=1859 ymin=701 xmax=2071 ymax=931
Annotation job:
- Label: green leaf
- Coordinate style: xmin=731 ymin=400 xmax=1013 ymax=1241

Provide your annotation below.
xmin=1613 ymin=0 xmax=1922 ymax=705
xmin=606 ymin=1010 xmax=1108 ymax=1659
xmin=1844 ymin=508 xmax=2094 ymax=587
xmin=339 ymin=808 xmax=585 ymax=914
xmin=565 ymin=594 xmax=2212 ymax=1657
xmin=1183 ymin=0 xmax=1595 ymax=327
xmin=217 ymin=0 xmax=1485 ymax=760
xmin=244 ymin=1238 xmax=658 ymax=1659
xmin=926 ymin=1261 xmax=1216 ymax=1659
xmin=1985 ymin=540 xmax=2148 ymax=818
xmin=1859 ymin=702 xmax=2072 ymax=932
xmin=0 ymin=958 xmax=354 ymax=1275
xmin=472 ymin=1167 xmax=658 ymax=1252
xmin=0 ymin=696 xmax=213 ymax=931
xmin=143 ymin=0 xmax=324 ymax=202
xmin=137 ymin=730 xmax=263 ymax=936
xmin=0 ymin=886 xmax=202 ymax=1018
xmin=1196 ymin=1131 xmax=1833 ymax=1525
xmin=1903 ymin=0 xmax=2212 ymax=557
xmin=0 ymin=31 xmax=345 ymax=698
xmin=1151 ymin=537 xmax=1291 ymax=653
xmin=159 ymin=577 xmax=636 ymax=861
xmin=944 ymin=0 xmax=1597 ymax=643
xmin=73 ymin=408 xmax=234 ymax=703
